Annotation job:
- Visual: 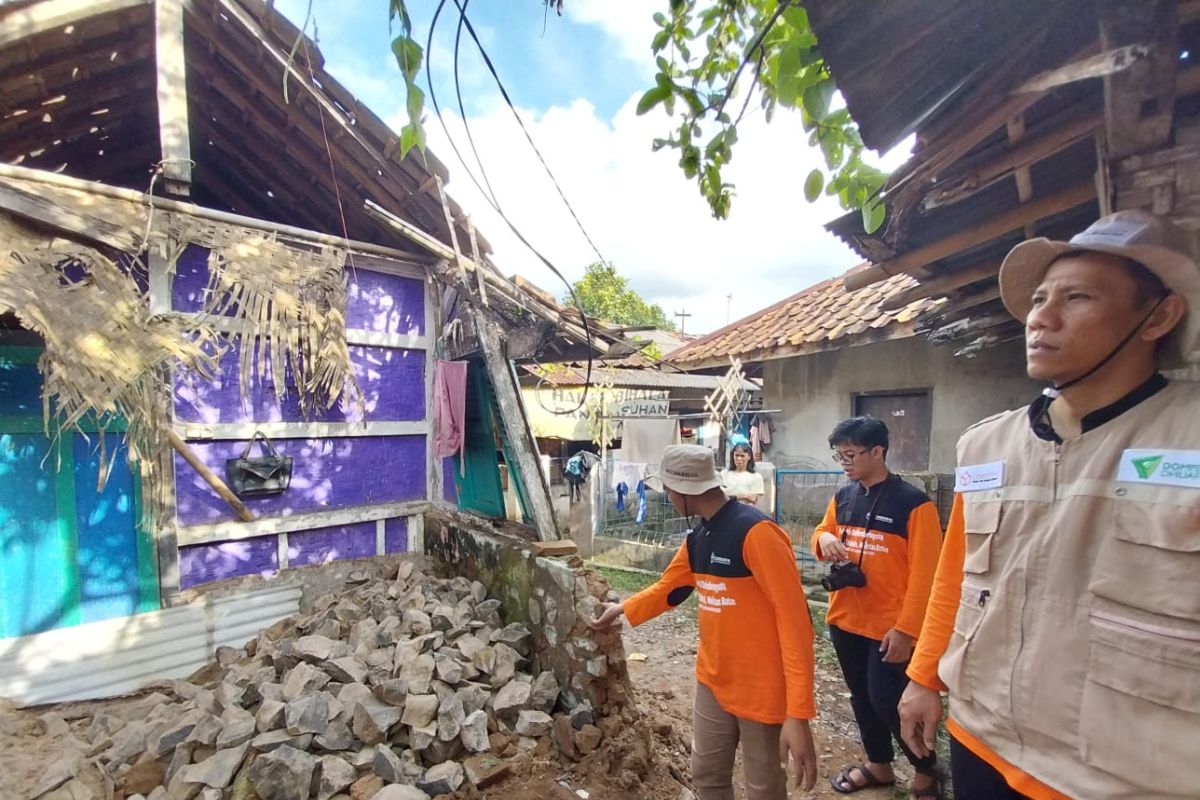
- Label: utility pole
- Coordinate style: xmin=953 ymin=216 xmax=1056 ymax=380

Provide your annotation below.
xmin=726 ymin=293 xmax=732 ymax=325
xmin=674 ymin=309 xmax=691 ymax=334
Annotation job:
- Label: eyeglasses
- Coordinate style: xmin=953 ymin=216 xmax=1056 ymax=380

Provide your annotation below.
xmin=831 ymin=449 xmax=870 ymax=464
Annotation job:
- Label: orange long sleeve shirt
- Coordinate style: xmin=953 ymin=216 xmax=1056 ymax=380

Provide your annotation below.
xmin=810 ymin=475 xmax=943 ymax=641
xmin=623 ymin=499 xmax=816 ymax=723
xmin=908 ymin=495 xmax=1069 ymax=800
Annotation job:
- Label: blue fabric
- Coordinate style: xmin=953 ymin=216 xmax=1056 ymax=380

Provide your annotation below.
xmin=616 ymin=481 xmax=628 ymax=512
xmin=636 ymin=480 xmax=647 ymax=525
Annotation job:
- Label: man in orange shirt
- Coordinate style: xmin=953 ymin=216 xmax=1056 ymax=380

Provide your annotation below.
xmin=812 ymin=417 xmax=944 ymax=798
xmin=899 ymin=210 xmax=1198 ymax=799
xmin=591 ymin=444 xmax=817 ymax=799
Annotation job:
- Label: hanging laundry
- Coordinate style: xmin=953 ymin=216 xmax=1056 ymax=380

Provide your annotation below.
xmin=621 ymin=418 xmax=680 ymax=465
xmin=610 ymin=460 xmax=648 ymax=492
xmin=636 ymin=480 xmax=647 ymax=525
xmin=750 ymin=423 xmax=761 ymax=460
xmin=760 ymin=417 xmax=772 ymax=445
xmin=616 ymin=481 xmax=628 ymax=513
xmin=432 ymin=360 xmax=468 ymax=474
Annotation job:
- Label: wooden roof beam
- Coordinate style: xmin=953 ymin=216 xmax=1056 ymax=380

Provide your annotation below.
xmin=922 ymin=111 xmax=1103 ymax=210
xmin=155 ymin=0 xmax=192 ymax=195
xmin=844 ymin=181 xmax=1097 ymax=292
xmin=880 ymin=260 xmax=1004 ymax=311
xmin=0 ymin=0 xmax=151 ymax=49
xmin=1100 ymin=0 xmax=1177 ymax=159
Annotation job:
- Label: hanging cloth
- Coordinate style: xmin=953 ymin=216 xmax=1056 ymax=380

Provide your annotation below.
xmin=636 ymin=480 xmax=647 ymax=525
xmin=433 ymin=360 xmax=469 ymax=475
xmin=616 ymin=481 xmax=629 ymax=512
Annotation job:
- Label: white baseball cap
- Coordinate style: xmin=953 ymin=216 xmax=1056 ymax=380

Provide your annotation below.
xmin=645 ymin=445 xmax=722 ymax=495
xmin=998 ymin=210 xmax=1200 ymax=367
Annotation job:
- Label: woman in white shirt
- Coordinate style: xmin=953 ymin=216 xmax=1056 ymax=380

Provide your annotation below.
xmin=722 ymin=443 xmax=765 ymax=505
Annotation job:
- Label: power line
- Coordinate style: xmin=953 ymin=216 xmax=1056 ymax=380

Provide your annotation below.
xmin=423 ymin=0 xmax=597 ymax=414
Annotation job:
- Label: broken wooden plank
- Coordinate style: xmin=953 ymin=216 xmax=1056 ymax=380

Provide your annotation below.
xmin=1013 ymin=44 xmax=1153 ymax=95
xmin=1100 ymin=0 xmax=1177 ymax=159
xmin=0 ymin=0 xmax=150 ymax=49
xmin=845 ymin=182 xmax=1097 ymax=292
xmin=530 ymin=539 xmax=578 ymax=557
xmin=0 ymin=178 xmax=145 ymax=251
xmin=155 ymin=0 xmax=192 ymax=195
xmin=474 ymin=315 xmax=560 ymax=541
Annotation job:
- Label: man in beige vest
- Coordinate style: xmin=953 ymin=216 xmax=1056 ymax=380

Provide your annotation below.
xmin=898 ymin=210 xmax=1199 ymax=799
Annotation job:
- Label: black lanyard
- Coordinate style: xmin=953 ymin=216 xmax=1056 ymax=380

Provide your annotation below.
xmin=840 ymin=477 xmax=891 ymax=568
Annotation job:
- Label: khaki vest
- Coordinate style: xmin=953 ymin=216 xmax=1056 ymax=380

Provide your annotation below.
xmin=940 ymin=380 xmax=1200 ymax=800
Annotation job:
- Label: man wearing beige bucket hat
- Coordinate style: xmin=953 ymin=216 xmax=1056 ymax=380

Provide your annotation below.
xmin=898 ymin=210 xmax=1199 ymax=800
xmin=590 ymin=444 xmax=818 ymax=798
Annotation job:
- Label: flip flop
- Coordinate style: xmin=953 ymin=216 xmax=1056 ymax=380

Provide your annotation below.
xmin=831 ymin=763 xmax=895 ymax=794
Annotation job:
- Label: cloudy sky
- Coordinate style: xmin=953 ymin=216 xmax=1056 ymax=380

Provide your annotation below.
xmin=275 ymin=0 xmax=909 ymax=334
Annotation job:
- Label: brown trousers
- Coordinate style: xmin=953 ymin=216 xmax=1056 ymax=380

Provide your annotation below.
xmin=691 ymin=682 xmax=787 ymax=800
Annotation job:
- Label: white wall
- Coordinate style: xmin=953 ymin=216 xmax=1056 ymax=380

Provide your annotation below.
xmin=762 ymin=336 xmax=1038 ymax=474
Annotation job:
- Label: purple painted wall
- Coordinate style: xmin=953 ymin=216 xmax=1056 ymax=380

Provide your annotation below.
xmin=384 ymin=517 xmax=408 ymax=553
xmin=178 ymin=536 xmax=278 ymax=590
xmin=173 ymin=246 xmax=426 ymax=335
xmin=287 ymin=522 xmax=377 ymax=567
xmin=174 ymin=343 xmax=425 ymax=423
xmin=347 ymin=269 xmax=426 ymax=336
xmin=175 ymin=435 xmax=427 ymax=525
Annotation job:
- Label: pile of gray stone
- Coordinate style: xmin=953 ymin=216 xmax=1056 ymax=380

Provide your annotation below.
xmin=40 ymin=561 xmax=609 ymax=800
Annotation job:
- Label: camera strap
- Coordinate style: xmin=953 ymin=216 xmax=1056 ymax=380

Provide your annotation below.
xmin=840 ymin=476 xmax=892 ymax=568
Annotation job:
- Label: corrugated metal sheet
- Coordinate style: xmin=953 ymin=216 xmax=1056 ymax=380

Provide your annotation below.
xmin=0 ymin=585 xmax=300 ymax=707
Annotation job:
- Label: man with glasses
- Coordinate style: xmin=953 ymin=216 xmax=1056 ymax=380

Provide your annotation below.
xmin=812 ymin=417 xmax=944 ymax=798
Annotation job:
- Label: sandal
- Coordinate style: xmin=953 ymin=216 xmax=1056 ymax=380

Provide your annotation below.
xmin=831 ymin=763 xmax=895 ymax=794
xmin=909 ymin=769 xmax=945 ymax=800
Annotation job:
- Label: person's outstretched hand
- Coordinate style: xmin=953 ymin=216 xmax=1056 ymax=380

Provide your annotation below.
xmin=588 ymin=601 xmax=625 ymax=630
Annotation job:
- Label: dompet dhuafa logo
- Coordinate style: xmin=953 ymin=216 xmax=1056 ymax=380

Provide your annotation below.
xmin=1132 ymin=454 xmax=1164 ymax=480
xmin=1119 ymin=449 xmax=1200 ymax=488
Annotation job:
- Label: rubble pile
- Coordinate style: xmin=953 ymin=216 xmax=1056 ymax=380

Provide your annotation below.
xmin=30 ymin=561 xmax=622 ymax=800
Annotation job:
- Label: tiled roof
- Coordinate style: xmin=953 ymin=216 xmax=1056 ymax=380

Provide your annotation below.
xmin=521 ymin=365 xmax=759 ymax=391
xmin=668 ymin=267 xmax=943 ymax=366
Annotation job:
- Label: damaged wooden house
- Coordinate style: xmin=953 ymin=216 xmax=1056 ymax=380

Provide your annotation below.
xmin=0 ymin=0 xmax=624 ymax=650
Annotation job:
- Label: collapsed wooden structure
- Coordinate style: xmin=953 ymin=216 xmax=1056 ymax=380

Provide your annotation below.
xmin=809 ymin=0 xmax=1200 ymax=361
xmin=0 ymin=0 xmax=625 ymax=638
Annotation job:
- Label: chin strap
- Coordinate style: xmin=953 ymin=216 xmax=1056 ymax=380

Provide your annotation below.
xmin=1045 ymin=296 xmax=1166 ymax=397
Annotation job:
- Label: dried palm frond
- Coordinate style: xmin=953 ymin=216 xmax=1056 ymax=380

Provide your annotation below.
xmin=169 ymin=215 xmax=363 ymax=418
xmin=0 ymin=215 xmax=221 ymax=522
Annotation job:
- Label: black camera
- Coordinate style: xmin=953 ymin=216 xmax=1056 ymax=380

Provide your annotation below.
xmin=822 ymin=560 xmax=867 ymax=592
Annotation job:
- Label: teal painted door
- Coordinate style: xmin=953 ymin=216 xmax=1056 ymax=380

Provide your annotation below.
xmin=0 ymin=346 xmax=156 ymax=638
xmin=453 ymin=360 xmax=506 ymax=518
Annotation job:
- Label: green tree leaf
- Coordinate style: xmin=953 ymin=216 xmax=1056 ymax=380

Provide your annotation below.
xmin=637 ymin=85 xmax=671 ymax=115
xmin=862 ymin=200 xmax=886 ymax=234
xmin=804 ymin=169 xmax=824 ymax=203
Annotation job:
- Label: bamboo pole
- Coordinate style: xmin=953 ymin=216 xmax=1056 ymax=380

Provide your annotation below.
xmin=168 ymin=429 xmax=256 ymax=523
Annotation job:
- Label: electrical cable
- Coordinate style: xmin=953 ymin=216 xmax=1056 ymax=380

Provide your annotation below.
xmin=423 ymin=0 xmax=597 ymax=415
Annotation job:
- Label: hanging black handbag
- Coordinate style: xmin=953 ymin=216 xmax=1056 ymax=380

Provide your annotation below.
xmin=225 ymin=432 xmax=293 ymax=496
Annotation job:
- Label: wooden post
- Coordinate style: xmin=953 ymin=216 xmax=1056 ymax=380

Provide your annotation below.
xmin=474 ymin=316 xmax=560 ymax=541
xmin=155 ymin=0 xmax=192 ymax=196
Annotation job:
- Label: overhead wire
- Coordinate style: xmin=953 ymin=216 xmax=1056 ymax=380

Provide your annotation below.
xmin=423 ymin=0 xmax=601 ymax=415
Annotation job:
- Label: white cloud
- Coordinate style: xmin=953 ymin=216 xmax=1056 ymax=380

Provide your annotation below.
xmin=563 ymin=0 xmax=660 ymax=67
xmin=397 ymin=94 xmax=907 ymax=335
